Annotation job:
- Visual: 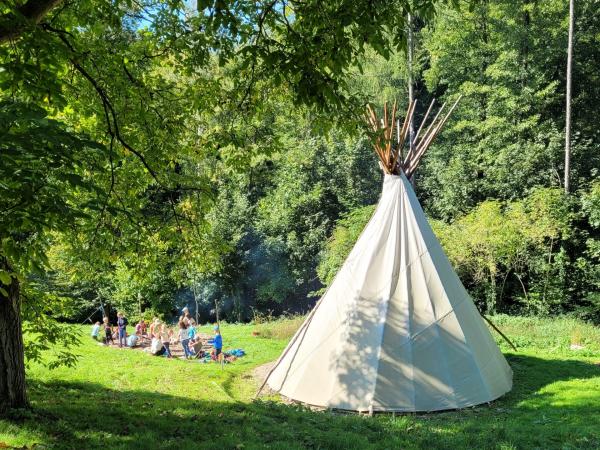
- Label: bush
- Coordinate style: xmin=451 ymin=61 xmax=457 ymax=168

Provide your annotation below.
xmin=318 ymin=184 xmax=600 ymax=318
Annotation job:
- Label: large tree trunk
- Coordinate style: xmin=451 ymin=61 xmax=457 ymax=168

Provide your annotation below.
xmin=0 ymin=259 xmax=27 ymax=413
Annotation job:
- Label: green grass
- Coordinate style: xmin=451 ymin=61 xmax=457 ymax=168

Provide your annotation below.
xmin=1 ymin=317 xmax=600 ymax=449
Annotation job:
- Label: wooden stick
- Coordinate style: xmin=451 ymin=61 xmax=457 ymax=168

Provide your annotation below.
xmin=399 ymin=100 xmax=416 ymax=150
xmin=386 ymin=99 xmax=397 ymax=167
xmin=406 ymin=114 xmax=447 ymax=178
xmin=416 ymin=96 xmax=461 ymax=161
xmin=412 ymin=110 xmax=446 ymax=161
xmin=394 ymin=100 xmax=416 ymax=171
xmin=406 ymin=102 xmax=448 ymax=171
xmin=406 ymin=96 xmax=461 ymax=177
xmin=481 ymin=314 xmax=518 ymax=352
xmin=367 ymin=104 xmax=379 ymax=130
xmin=396 ymin=117 xmax=402 ymax=170
xmin=413 ymin=101 xmax=446 ymax=152
xmin=434 ymin=95 xmax=462 ymax=134
xmin=383 ymin=102 xmax=388 ymax=138
xmin=414 ymin=98 xmax=436 ymax=144
xmin=365 ymin=105 xmax=389 ymax=170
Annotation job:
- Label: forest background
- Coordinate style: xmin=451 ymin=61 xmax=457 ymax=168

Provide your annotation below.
xmin=1 ymin=0 xmax=599 ymax=374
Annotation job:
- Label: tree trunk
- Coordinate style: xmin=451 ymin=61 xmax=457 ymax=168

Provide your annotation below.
xmin=0 ymin=0 xmax=63 ymax=44
xmin=564 ymin=0 xmax=574 ymax=193
xmin=407 ymin=13 xmax=416 ymax=188
xmin=0 ymin=258 xmax=28 ymax=413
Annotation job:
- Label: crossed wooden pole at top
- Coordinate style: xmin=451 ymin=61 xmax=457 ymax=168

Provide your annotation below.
xmin=365 ymin=95 xmax=462 ymax=178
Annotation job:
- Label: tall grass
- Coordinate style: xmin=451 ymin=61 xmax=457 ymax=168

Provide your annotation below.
xmin=251 ymin=314 xmax=305 ymax=340
xmin=491 ymin=314 xmax=600 ymax=356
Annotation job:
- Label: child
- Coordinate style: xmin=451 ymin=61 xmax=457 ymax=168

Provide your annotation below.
xmin=103 ymin=317 xmax=113 ymax=346
xmin=208 ymin=325 xmax=222 ymax=360
xmin=91 ymin=321 xmax=101 ymax=341
xmin=178 ymin=320 xmax=193 ymax=359
xmin=127 ymin=332 xmax=139 ymax=348
xmin=186 ymin=319 xmax=198 ymax=357
xmin=117 ymin=312 xmax=128 ymax=348
xmin=160 ymin=324 xmax=173 ymax=358
xmin=149 ymin=318 xmax=159 ymax=338
xmin=135 ymin=319 xmax=147 ymax=337
xmin=188 ymin=319 xmax=197 ymax=341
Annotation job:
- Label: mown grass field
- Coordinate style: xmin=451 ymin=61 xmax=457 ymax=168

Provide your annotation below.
xmin=1 ymin=316 xmax=600 ymax=449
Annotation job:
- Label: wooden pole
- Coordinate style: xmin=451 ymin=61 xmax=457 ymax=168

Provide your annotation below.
xmin=564 ymin=0 xmax=574 ymax=194
xmin=396 ymin=100 xmax=416 ymax=160
xmin=192 ymin=276 xmax=199 ymax=325
xmin=405 ymin=96 xmax=461 ymax=178
xmin=254 ymin=199 xmax=388 ymax=399
xmin=414 ymin=98 xmax=435 ymax=144
xmin=254 ymin=295 xmax=327 ymax=399
xmin=480 ymin=315 xmax=518 ymax=352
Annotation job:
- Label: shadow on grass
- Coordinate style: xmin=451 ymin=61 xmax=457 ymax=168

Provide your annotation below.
xmin=3 ymin=354 xmax=599 ymax=450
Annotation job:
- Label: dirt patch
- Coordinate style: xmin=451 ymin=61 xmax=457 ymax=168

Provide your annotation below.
xmin=252 ymin=362 xmax=279 ymax=397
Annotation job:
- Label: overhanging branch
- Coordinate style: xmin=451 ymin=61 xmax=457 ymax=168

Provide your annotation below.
xmin=0 ymin=0 xmax=63 ymax=44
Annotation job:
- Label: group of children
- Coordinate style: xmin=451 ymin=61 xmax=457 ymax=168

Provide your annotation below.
xmin=90 ymin=308 xmax=223 ymax=361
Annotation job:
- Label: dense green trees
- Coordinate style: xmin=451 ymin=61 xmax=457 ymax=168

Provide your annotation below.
xmin=1 ymin=0 xmax=599 ymax=412
xmin=1 ymin=0 xmax=450 ymax=411
xmin=209 ymin=0 xmax=600 ymax=323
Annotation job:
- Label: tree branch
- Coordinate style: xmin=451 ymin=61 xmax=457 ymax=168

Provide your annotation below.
xmin=0 ymin=0 xmax=63 ymax=44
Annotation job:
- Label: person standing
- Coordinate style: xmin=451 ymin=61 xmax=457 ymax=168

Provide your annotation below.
xmin=178 ymin=320 xmax=193 ymax=359
xmin=103 ymin=317 xmax=113 ymax=346
xmin=117 ymin=312 xmax=128 ymax=348
xmin=208 ymin=325 xmax=223 ymax=361
xmin=188 ymin=319 xmax=197 ymax=341
xmin=91 ymin=321 xmax=101 ymax=341
xmin=180 ymin=306 xmax=192 ymax=326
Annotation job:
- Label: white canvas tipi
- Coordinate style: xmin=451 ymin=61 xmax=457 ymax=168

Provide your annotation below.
xmin=261 ymin=99 xmax=513 ymax=412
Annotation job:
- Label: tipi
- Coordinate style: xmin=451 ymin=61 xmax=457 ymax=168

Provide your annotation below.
xmin=260 ymin=98 xmax=513 ymax=413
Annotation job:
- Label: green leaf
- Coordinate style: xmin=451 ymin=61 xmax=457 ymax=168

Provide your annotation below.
xmin=0 ymin=270 xmax=11 ymax=285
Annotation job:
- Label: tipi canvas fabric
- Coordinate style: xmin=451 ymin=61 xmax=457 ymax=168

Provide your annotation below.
xmin=267 ymin=174 xmax=512 ymax=412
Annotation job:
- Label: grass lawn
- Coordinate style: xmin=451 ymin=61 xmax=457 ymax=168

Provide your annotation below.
xmin=1 ymin=316 xmax=600 ymax=449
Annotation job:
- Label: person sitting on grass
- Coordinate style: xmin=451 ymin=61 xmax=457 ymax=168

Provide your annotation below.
xmin=91 ymin=321 xmax=101 ymax=341
xmin=149 ymin=318 xmax=160 ymax=338
xmin=150 ymin=336 xmax=165 ymax=356
xmin=208 ymin=325 xmax=222 ymax=361
xmin=135 ymin=319 xmax=147 ymax=338
xmin=159 ymin=324 xmax=173 ymax=358
xmin=127 ymin=331 xmax=139 ymax=348
xmin=177 ymin=320 xmax=193 ymax=359
xmin=103 ymin=317 xmax=113 ymax=346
